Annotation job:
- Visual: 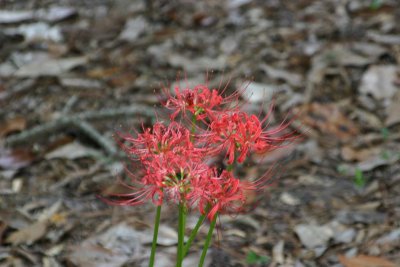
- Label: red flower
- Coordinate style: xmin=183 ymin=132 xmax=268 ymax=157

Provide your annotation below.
xmin=142 ymin=154 xmax=210 ymax=204
xmin=117 ymin=121 xmax=200 ymax=160
xmin=104 ymin=80 xmax=297 ymax=220
xmin=103 ymin=155 xmax=212 ymax=207
xmin=107 ymin=121 xmax=214 ymax=206
xmin=163 ymin=84 xmax=241 ymax=121
xmin=209 ymin=110 xmax=295 ymax=164
xmin=189 ymin=169 xmax=247 ymax=220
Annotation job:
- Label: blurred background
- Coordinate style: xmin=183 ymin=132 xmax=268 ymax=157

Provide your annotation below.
xmin=0 ymin=0 xmax=399 ymax=266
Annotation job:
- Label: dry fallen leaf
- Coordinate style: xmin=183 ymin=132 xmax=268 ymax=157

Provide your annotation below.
xmin=338 ymin=255 xmax=397 ymax=267
xmin=385 ymin=91 xmax=400 ymax=127
xmin=0 ymin=10 xmax=34 ymax=23
xmin=359 ymin=65 xmax=399 ymax=101
xmin=86 ymin=67 xmax=120 ymax=79
xmin=0 ymin=220 xmax=8 ymax=244
xmin=0 ymin=116 xmax=27 ymax=138
xmin=294 ymin=103 xmax=359 ymax=142
xmin=0 ymin=148 xmax=34 ymax=170
xmin=68 ymin=222 xmax=141 ymax=267
xmin=44 ymin=141 xmax=99 ymax=160
xmin=341 ymin=146 xmax=380 ymax=162
xmin=14 ymin=56 xmax=87 ymax=77
xmin=6 ymin=220 xmax=48 ymax=246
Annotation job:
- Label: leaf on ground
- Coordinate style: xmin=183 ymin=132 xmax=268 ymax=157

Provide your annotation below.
xmin=0 ymin=116 xmax=27 ymax=138
xmin=167 ymin=54 xmax=227 ymax=72
xmin=338 ymin=255 xmax=397 ymax=267
xmin=0 ymin=220 xmax=8 ymax=244
xmin=68 ymin=222 xmax=142 ymax=267
xmin=354 ymin=149 xmax=399 ymax=172
xmin=36 ymin=6 xmax=77 ymax=22
xmin=367 ymin=31 xmax=400 ymax=45
xmin=294 ymin=224 xmax=333 ymax=249
xmin=13 ymin=56 xmax=87 ymax=77
xmin=12 ymin=22 xmax=63 ymax=42
xmin=119 ymin=17 xmax=148 ymax=42
xmin=241 ymin=82 xmax=274 ymax=103
xmin=37 ymin=200 xmax=63 ymax=221
xmin=385 ymin=91 xmax=400 ymax=127
xmin=341 ymin=146 xmax=380 ymax=162
xmin=86 ymin=67 xmax=120 ymax=79
xmin=260 ymin=64 xmax=304 ymax=87
xmin=359 ymin=65 xmax=399 ymax=101
xmin=60 ymin=77 xmax=103 ymax=89
xmin=308 ymin=45 xmax=372 ymax=84
xmin=6 ymin=220 xmax=48 ymax=246
xmin=0 ymin=148 xmax=34 ymax=170
xmin=141 ymin=225 xmax=178 ymax=246
xmin=294 ymin=102 xmax=359 ymax=141
xmin=45 ymin=141 xmax=99 ymax=160
xmin=0 ymin=10 xmax=34 ymax=23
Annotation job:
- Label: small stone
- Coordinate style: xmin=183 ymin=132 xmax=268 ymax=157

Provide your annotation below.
xmin=376 ymin=228 xmax=400 ymax=245
xmin=359 ymin=65 xmax=399 ymax=101
xmin=294 ymin=224 xmax=333 ymax=249
xmin=241 ymin=82 xmax=274 ymax=103
xmin=119 ymin=17 xmax=148 ymax=42
xmin=345 ymin=247 xmax=358 ymax=258
xmin=280 ymin=192 xmax=301 ymax=206
xmin=334 ymin=228 xmax=356 ymax=244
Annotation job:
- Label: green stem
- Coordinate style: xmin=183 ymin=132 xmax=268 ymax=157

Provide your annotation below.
xmin=190 ymin=115 xmax=197 ymax=142
xmin=226 ymin=164 xmax=233 ymax=172
xmin=176 ymin=202 xmax=186 ymax=267
xmin=198 ymin=214 xmax=218 ymax=267
xmin=183 ymin=213 xmax=206 ymax=257
xmin=149 ymin=205 xmax=162 ymax=267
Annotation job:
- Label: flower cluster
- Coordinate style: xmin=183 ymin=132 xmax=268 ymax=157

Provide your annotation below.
xmin=105 ymin=82 xmax=296 ymax=220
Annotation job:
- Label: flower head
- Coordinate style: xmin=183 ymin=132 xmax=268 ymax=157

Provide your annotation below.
xmin=105 ymin=79 xmax=297 ymax=218
xmin=141 ymin=153 xmax=210 ymax=204
xmin=162 ymin=83 xmax=242 ymax=122
xmin=208 ymin=110 xmax=296 ymax=164
xmin=117 ymin=121 xmax=200 ymax=160
xmin=163 ymin=84 xmax=222 ymax=120
xmin=108 ymin=121 xmax=209 ymax=206
xmin=189 ymin=169 xmax=247 ymax=220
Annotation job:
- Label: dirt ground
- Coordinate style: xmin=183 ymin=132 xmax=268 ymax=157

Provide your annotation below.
xmin=1 ymin=0 xmax=400 ymax=266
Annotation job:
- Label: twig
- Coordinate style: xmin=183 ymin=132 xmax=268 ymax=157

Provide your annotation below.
xmin=5 ymin=117 xmax=72 ymax=147
xmin=75 ymin=105 xmax=154 ymax=121
xmin=49 ymin=163 xmax=102 ymax=191
xmin=0 ymin=79 xmax=36 ymax=103
xmin=62 ymin=95 xmax=79 ymax=114
xmin=4 ymin=106 xmax=154 ymax=154
xmin=73 ymin=120 xmax=117 ymax=155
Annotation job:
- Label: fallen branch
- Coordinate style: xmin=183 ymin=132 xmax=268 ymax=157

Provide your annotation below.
xmin=0 ymin=79 xmax=36 ymax=103
xmin=4 ymin=106 xmax=154 ymax=155
xmin=49 ymin=163 xmax=102 ymax=191
xmin=74 ymin=120 xmax=117 ymax=155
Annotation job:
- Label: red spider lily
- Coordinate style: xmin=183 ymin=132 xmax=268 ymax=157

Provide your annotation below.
xmin=103 ymin=151 xmax=212 ymax=207
xmin=208 ymin=110 xmax=296 ymax=164
xmin=116 ymin=121 xmax=201 ymax=160
xmin=189 ymin=169 xmax=247 ymax=220
xmin=105 ymin=80 xmax=297 ymax=218
xmin=162 ymin=83 xmax=242 ymax=121
xmin=163 ymin=84 xmax=222 ymax=120
xmin=142 ymin=154 xmax=211 ymax=204
xmin=107 ymin=120 xmax=215 ymax=206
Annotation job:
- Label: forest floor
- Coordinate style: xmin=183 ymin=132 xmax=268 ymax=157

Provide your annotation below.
xmin=0 ymin=0 xmax=400 ymax=266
